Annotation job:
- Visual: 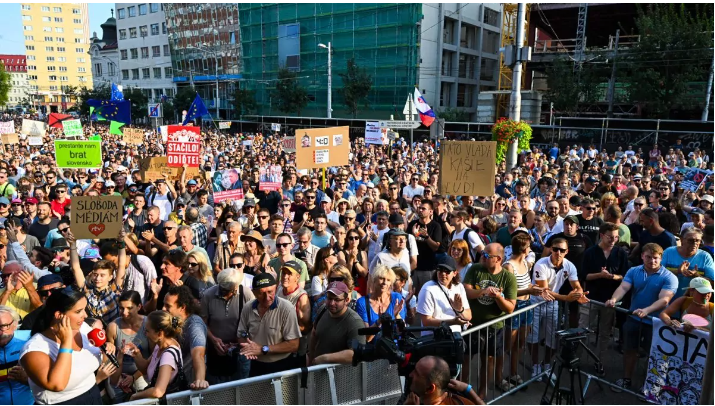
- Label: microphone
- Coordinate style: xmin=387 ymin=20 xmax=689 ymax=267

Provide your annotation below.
xmin=88 ymin=328 xmax=120 ymax=368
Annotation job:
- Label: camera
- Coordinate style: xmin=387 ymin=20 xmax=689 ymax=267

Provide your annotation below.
xmin=351 ymin=314 xmax=464 ymax=377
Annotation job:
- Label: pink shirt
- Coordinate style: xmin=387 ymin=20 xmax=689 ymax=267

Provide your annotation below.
xmin=146 ymin=345 xmax=182 ymax=384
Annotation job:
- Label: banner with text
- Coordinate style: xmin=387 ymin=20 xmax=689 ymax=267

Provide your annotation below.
xmin=28 ymin=136 xmax=43 ymax=146
xmin=0 ymin=122 xmax=14 ymax=134
xmin=54 ymin=140 xmax=103 ymax=168
xmin=365 ymin=121 xmax=384 ymax=145
xmin=212 ymin=169 xmax=245 ymax=202
xmin=138 ymin=157 xmax=200 ymax=182
xmin=123 ymin=128 xmax=144 ymax=145
xmin=71 ymin=195 xmax=123 ymax=239
xmin=21 ymin=119 xmax=45 ymax=136
xmin=167 ymin=125 xmax=201 ymax=167
xmin=438 ymin=141 xmax=496 ymax=197
xmin=62 ymin=119 xmax=83 ymax=138
xmin=295 ymin=126 xmax=350 ymax=170
xmin=678 ymin=167 xmax=713 ymax=192
xmin=259 ymin=165 xmax=283 ymax=191
xmin=643 ymin=318 xmax=707 ymax=405
xmin=218 ymin=121 xmax=232 ymax=129
xmin=281 ymin=136 xmax=296 ymax=153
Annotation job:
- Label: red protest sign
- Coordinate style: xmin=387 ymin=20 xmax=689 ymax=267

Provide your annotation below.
xmin=167 ymin=125 xmax=201 ymax=167
xmin=214 ymin=189 xmax=244 ymax=203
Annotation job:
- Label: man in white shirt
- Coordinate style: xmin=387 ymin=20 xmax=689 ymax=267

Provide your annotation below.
xmin=402 ymin=174 xmax=425 ymax=199
xmin=146 ymin=179 xmax=175 ymax=221
xmin=450 ymin=210 xmax=484 ymax=261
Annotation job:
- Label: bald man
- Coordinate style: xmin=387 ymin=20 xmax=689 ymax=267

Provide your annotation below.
xmin=405 ymin=356 xmax=484 ymax=405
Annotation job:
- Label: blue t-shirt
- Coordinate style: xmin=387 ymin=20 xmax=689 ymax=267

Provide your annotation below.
xmin=638 ymin=229 xmax=677 ymax=252
xmin=311 ymin=231 xmax=333 ymax=249
xmin=661 ymin=247 xmax=715 ymax=299
xmin=0 ymin=331 xmax=34 ymax=405
xmin=549 ymin=147 xmax=559 ymax=160
xmin=355 ymin=292 xmax=407 ymax=325
xmin=623 ymin=265 xmax=678 ymax=324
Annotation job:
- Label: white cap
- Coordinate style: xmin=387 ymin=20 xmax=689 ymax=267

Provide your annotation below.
xmin=104 ymin=180 xmax=116 ymax=187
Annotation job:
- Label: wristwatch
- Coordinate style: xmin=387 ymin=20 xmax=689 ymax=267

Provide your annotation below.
xmin=261 ymin=345 xmax=270 ymax=355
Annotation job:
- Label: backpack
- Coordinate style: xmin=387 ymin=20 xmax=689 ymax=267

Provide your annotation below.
xmin=148 ymin=188 xmax=175 ymax=211
xmin=453 ymin=227 xmax=479 ymax=262
xmin=149 ymin=346 xmax=188 ymax=402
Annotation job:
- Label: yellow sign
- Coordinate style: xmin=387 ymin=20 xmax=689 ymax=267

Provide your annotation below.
xmin=1 ymin=134 xmax=19 ymax=145
xmin=439 ymin=141 xmax=497 ymax=197
xmin=122 ymin=128 xmax=144 ymax=145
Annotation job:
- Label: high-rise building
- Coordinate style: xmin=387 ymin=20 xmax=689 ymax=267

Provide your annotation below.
xmin=0 ymin=55 xmax=30 ymax=111
xmin=164 ymin=3 xmax=242 ymax=119
xmin=115 ymin=3 xmax=175 ymax=103
xmin=88 ymin=13 xmax=120 ymax=90
xmin=20 ymin=3 xmax=93 ymax=113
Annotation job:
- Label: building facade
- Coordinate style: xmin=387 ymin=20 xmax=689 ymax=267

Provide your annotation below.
xmin=164 ymin=3 xmax=242 ymax=119
xmin=20 ymin=3 xmax=93 ymax=113
xmin=0 ymin=55 xmax=30 ymax=110
xmin=88 ymin=13 xmax=120 ymax=90
xmin=114 ymin=3 xmax=175 ymax=103
xmin=419 ymin=3 xmax=502 ymax=120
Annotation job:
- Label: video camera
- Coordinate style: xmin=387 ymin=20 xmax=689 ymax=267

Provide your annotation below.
xmin=351 ymin=314 xmax=464 ymax=377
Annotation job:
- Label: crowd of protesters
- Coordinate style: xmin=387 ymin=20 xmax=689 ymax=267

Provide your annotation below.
xmin=0 ymin=110 xmax=712 ymax=405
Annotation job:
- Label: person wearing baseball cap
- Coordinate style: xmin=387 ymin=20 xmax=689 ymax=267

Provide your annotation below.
xmin=309 ymin=280 xmax=367 ymax=365
xmin=659 ymin=275 xmax=713 ymax=332
xmin=237 ymin=272 xmax=301 ymax=377
xmin=276 ymin=260 xmax=311 ymax=358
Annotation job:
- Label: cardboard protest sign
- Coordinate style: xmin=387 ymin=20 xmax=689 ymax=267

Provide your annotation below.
xmin=438 ymin=141 xmax=497 ymax=197
xmin=1 ymin=134 xmax=19 ymax=145
xmin=281 ymin=136 xmax=296 ymax=153
xmin=643 ymin=318 xmax=708 ymax=405
xmin=0 ymin=122 xmax=14 ymax=134
xmin=212 ymin=169 xmax=245 ymax=202
xmin=295 ymin=126 xmax=350 ymax=170
xmin=167 ymin=125 xmax=201 ymax=167
xmin=54 ymin=140 xmax=102 ymax=168
xmin=123 ymin=128 xmax=144 ymax=145
xmin=138 ymin=157 xmax=200 ymax=182
xmin=71 ymin=195 xmax=124 ymax=239
xmin=21 ymin=119 xmax=45 ymax=136
xmin=259 ymin=165 xmax=283 ymax=192
xmin=218 ymin=121 xmax=231 ymax=129
xmin=365 ymin=121 xmax=384 ymax=145
xmin=678 ymin=167 xmax=712 ymax=192
xmin=62 ymin=119 xmax=83 ymax=138
xmin=28 ymin=136 xmax=43 ymax=146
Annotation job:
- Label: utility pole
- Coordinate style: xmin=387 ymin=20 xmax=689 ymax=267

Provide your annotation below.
xmin=702 ymin=54 xmax=714 ymax=122
xmin=505 ymin=3 xmax=527 ymax=171
xmin=319 ymin=42 xmax=332 ymax=118
xmin=606 ymin=30 xmax=620 ymax=118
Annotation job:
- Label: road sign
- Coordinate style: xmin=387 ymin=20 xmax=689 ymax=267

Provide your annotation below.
xmin=378 ymin=120 xmax=420 ymax=129
xmin=402 ymin=95 xmax=417 ymax=115
xmin=148 ymin=103 xmax=162 ymax=118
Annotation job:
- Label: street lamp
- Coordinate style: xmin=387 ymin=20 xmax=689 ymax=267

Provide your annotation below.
xmin=318 ymin=42 xmax=332 ymax=119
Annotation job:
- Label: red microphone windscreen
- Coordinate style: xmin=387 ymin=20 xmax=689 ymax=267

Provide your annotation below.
xmin=87 ymin=328 xmax=107 ymax=347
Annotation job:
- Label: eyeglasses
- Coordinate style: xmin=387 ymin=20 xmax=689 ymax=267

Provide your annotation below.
xmin=187 ymin=262 xmax=199 ymax=268
xmin=583 ymin=207 xmax=596 ymax=211
xmin=328 ymin=276 xmax=345 ymax=283
xmin=56 ymin=190 xmax=66 ymax=194
xmin=634 ymin=203 xmax=644 ymax=207
xmin=276 ymin=243 xmax=291 ymax=248
xmin=389 ymin=187 xmax=398 ymax=190
xmin=658 ymin=188 xmax=669 ymax=191
xmin=282 ymin=203 xmax=292 ymax=207
xmin=551 ymin=247 xmax=568 ymax=253
xmin=164 ymin=227 xmax=176 ymax=231
xmin=306 ymin=196 xmax=316 ymax=200
xmin=0 ymin=321 xmax=14 ymax=331
xmin=11 ymin=203 xmax=22 ymax=207
xmin=58 ymin=227 xmax=70 ymax=233
xmin=481 ymin=252 xmax=501 ymax=260
xmin=258 ymin=215 xmax=269 ymax=219
xmin=230 ymin=262 xmax=244 ymax=268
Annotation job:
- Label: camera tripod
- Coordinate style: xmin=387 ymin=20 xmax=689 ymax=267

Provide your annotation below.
xmin=540 ymin=340 xmax=602 ymax=405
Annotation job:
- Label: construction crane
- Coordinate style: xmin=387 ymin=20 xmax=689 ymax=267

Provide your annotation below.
xmin=496 ymin=3 xmax=531 ymax=119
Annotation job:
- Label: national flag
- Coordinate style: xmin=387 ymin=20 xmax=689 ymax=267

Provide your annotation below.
xmin=87 ymin=99 xmax=131 ymax=124
xmin=89 ymin=107 xmax=106 ymax=121
xmin=182 ymin=93 xmax=209 ymax=126
xmin=413 ymin=88 xmax=436 ymax=127
xmin=111 ymin=83 xmax=124 ymax=101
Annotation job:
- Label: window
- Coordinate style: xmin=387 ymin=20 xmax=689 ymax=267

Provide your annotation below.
xmin=25 ymin=45 xmax=34 ymax=51
xmin=76 ymin=57 xmax=85 ymax=63
xmin=44 ymin=36 xmax=53 ymax=42
xmin=56 ymin=37 xmax=65 ymax=42
xmin=55 ymin=27 xmax=64 ymax=33
xmin=58 ymin=61 xmax=66 ymax=66
xmin=128 ymin=6 xmax=136 ymax=17
xmin=456 ymin=84 xmax=474 ymax=107
xmin=74 ymin=29 xmax=83 ymax=34
xmin=95 ymin=63 xmax=103 ymax=76
xmin=122 ymin=70 xmax=129 ymax=80
xmin=41 ymin=16 xmax=50 ymax=22
xmin=152 ymin=45 xmax=161 ymax=57
xmin=480 ymin=58 xmax=497 ymax=81
xmin=153 ymin=67 xmax=162 ymax=78
xmin=72 ymin=8 xmax=81 ymax=14
xmin=49 ymin=86 xmax=58 ymax=91
xmin=139 ymin=4 xmax=147 ymax=15
xmin=22 ymin=5 xmax=30 ymax=10
xmin=57 ymin=47 xmax=65 ymax=52
xmin=484 ymin=8 xmax=500 ymax=26
xmin=55 ymin=17 xmax=63 ymax=22
xmin=142 ymin=68 xmax=150 ymax=79
xmin=151 ymin=23 xmax=159 ymax=35
xmin=78 ymin=67 xmax=86 ymax=73
xmin=117 ymin=8 xmax=125 ymax=19
xmin=24 ymin=35 xmax=34 ymax=41
xmin=131 ymin=69 xmax=139 ymax=80
xmin=27 ymin=65 xmax=36 ymax=70
xmin=140 ymin=26 xmax=148 ymax=37
xmin=45 ymin=47 xmax=54 ymax=53
xmin=460 ymin=24 xmax=477 ymax=50
xmin=163 ymin=45 xmax=170 ymax=56
xmin=75 ymin=38 xmax=83 ymax=43
xmin=47 ymin=66 xmax=56 ymax=71
xmin=75 ymin=47 xmax=84 ymax=53
xmin=27 ymin=55 xmax=35 ymax=61
xmin=141 ymin=47 xmax=149 ymax=58
xmin=78 ymin=76 xmax=86 ymax=83
xmin=60 ymin=76 xmax=68 ymax=82
xmin=23 ymin=26 xmax=32 ymax=31
xmin=129 ymin=27 xmax=137 ymax=38
xmin=22 ymin=15 xmax=32 ymax=21
xmin=130 ymin=49 xmax=138 ymax=59
xmin=43 ymin=27 xmax=51 ymax=32
xmin=164 ymin=67 xmax=172 ymax=78
xmin=49 ymin=75 xmax=57 ymax=81
xmin=120 ymin=50 xmax=128 ymax=60
xmin=119 ymin=29 xmax=126 ymax=40
xmin=162 ymin=22 xmax=167 ymax=34
xmin=53 ymin=7 xmax=62 ymax=13
xmin=108 ymin=63 xmax=115 ymax=76
xmin=41 ymin=6 xmax=49 ymax=12
xmin=73 ymin=18 xmax=81 ymax=24
xmin=150 ymin=3 xmax=159 ymax=13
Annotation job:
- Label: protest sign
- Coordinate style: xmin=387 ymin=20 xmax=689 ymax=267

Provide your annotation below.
xmin=281 ymin=136 xmax=296 ymax=153
xmin=28 ymin=136 xmax=43 ymax=146
xmin=166 ymin=125 xmax=201 ymax=167
xmin=218 ymin=121 xmax=231 ymax=129
xmin=212 ymin=169 xmax=245 ymax=202
xmin=159 ymin=125 xmax=168 ymax=143
xmin=71 ymin=195 xmax=123 ymax=239
xmin=123 ymin=128 xmax=144 ymax=145
xmin=54 ymin=140 xmax=102 ymax=168
xmin=438 ymin=141 xmax=497 ymax=197
xmin=259 ymin=165 xmax=283 ymax=191
xmin=365 ymin=121 xmax=384 ymax=145
xmin=271 ymin=123 xmax=281 ymax=132
xmin=138 ymin=157 xmax=200 ymax=182
xmin=295 ymin=126 xmax=350 ymax=170
xmin=1 ymin=134 xmax=19 ymax=145
xmin=643 ymin=318 xmax=708 ymax=405
xmin=62 ymin=119 xmax=83 ymax=138
xmin=678 ymin=167 xmax=712 ymax=192
xmin=21 ymin=119 xmax=45 ymax=136
xmin=0 ymin=122 xmax=14 ymax=134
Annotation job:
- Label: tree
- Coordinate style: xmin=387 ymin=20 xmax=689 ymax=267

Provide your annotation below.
xmin=0 ymin=62 xmax=11 ymax=108
xmin=620 ymin=4 xmax=714 ymax=118
xmin=123 ymin=87 xmax=148 ymax=123
xmin=437 ymin=107 xmax=471 ymax=122
xmin=172 ymin=87 xmax=196 ymax=115
xmin=338 ymin=58 xmax=372 ymax=118
xmin=162 ymin=99 xmax=175 ymax=123
xmin=231 ymin=87 xmax=257 ymax=117
xmin=545 ymin=57 xmax=608 ymax=116
xmin=76 ymin=84 xmax=111 ymax=116
xmin=271 ymin=68 xmax=309 ymax=115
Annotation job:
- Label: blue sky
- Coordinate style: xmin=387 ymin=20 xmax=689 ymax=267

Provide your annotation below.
xmin=0 ymin=3 xmax=115 ymax=55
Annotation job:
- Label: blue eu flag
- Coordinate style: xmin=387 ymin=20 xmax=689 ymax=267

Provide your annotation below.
xmin=182 ymin=93 xmax=209 ymax=125
xmin=111 ymin=83 xmax=124 ymax=101
xmin=87 ymin=99 xmax=132 ymax=124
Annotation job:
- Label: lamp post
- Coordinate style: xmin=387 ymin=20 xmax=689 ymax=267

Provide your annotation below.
xmin=318 ymin=42 xmax=332 ymax=119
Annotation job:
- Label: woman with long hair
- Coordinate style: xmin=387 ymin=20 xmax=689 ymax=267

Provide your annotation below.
xmin=491 ymin=197 xmax=509 ymax=226
xmin=311 ymin=246 xmax=339 ymax=302
xmin=599 ymin=192 xmax=617 ymax=218
xmin=337 ymin=228 xmax=369 ymax=296
xmin=356 ymin=198 xmax=375 ymax=225
xmin=241 ymin=230 xmax=269 ymax=276
xmin=20 ymin=288 xmax=115 ymax=404
xmin=449 ymin=239 xmax=472 ymax=281
xmin=184 ymin=251 xmax=216 ymax=300
xmin=123 ymin=311 xmax=185 ymax=401
xmin=107 ymin=290 xmax=149 ymax=402
xmin=529 ymin=212 xmax=551 ymax=257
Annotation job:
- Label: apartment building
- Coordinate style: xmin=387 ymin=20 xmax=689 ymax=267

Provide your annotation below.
xmin=0 ymin=55 xmax=31 ymax=110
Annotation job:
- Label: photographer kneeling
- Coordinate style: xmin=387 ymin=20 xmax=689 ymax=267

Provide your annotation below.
xmin=404 ymin=355 xmax=485 ymax=405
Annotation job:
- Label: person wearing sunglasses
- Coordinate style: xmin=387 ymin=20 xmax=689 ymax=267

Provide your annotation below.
xmin=267 ymin=233 xmax=309 ymax=289
xmin=0 ymin=305 xmax=31 ymax=403
xmin=18 ymin=274 xmax=65 ymax=331
xmin=277 ymin=260 xmax=311 ymax=353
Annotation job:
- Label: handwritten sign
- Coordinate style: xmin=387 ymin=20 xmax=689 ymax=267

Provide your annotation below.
xmin=438 ymin=141 xmax=497 ymax=197
xmin=71 ymin=195 xmax=123 ymax=239
xmin=62 ymin=119 xmax=83 ymax=138
xmin=0 ymin=122 xmax=14 ymax=134
xmin=54 ymin=140 xmax=102 ymax=168
xmin=1 ymin=134 xmax=19 ymax=145
xmin=21 ymin=119 xmax=45 ymax=136
xmin=122 ymin=128 xmax=144 ymax=145
xmin=218 ymin=121 xmax=231 ymax=129
xmin=295 ymin=126 xmax=349 ymax=170
xmin=167 ymin=125 xmax=201 ymax=167
xmin=138 ymin=157 xmax=200 ymax=182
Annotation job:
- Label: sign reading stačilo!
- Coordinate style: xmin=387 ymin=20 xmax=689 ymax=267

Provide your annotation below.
xmin=71 ymin=195 xmax=124 ymax=239
xmin=295 ymin=126 xmax=350 ymax=170
xmin=166 ymin=125 xmax=201 ymax=167
xmin=54 ymin=140 xmax=103 ymax=168
xmin=438 ymin=141 xmax=497 ymax=197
